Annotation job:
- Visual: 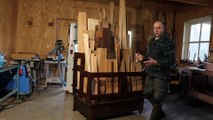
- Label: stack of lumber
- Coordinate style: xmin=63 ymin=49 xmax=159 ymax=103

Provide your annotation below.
xmin=77 ymin=8 xmax=143 ymax=94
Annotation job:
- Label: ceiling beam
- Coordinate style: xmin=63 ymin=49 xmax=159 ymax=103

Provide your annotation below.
xmin=168 ymin=0 xmax=213 ymax=6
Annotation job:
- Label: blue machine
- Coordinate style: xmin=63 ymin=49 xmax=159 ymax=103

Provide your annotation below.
xmin=6 ymin=64 xmax=32 ymax=95
xmin=19 ymin=65 xmax=32 ymax=95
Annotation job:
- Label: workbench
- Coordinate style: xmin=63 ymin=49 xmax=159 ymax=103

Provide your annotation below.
xmin=44 ymin=60 xmax=66 ymax=88
xmin=180 ymin=67 xmax=213 ymax=105
xmin=12 ymin=58 xmax=40 ymax=82
xmin=0 ymin=65 xmax=19 ymax=102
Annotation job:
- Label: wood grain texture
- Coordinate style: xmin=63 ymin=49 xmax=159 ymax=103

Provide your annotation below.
xmin=0 ymin=0 xmax=18 ymax=59
xmin=14 ymin=0 xmax=177 ymax=60
xmin=175 ymin=6 xmax=213 ymax=63
xmin=77 ymin=12 xmax=87 ymax=53
xmin=15 ymin=0 xmax=112 ymax=58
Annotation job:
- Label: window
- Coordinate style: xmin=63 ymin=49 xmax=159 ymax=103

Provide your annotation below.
xmin=128 ymin=30 xmax=132 ymax=48
xmin=182 ymin=16 xmax=211 ymax=61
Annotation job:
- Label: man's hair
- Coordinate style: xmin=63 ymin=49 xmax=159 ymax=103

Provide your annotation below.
xmin=154 ymin=21 xmax=166 ymax=30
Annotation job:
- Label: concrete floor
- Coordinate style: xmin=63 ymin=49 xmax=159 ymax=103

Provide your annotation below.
xmin=0 ymin=85 xmax=213 ymax=120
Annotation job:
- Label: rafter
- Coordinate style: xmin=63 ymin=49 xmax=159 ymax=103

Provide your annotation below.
xmin=168 ymin=0 xmax=213 ymax=6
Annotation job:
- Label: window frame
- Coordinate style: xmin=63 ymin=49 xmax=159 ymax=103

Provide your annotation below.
xmin=182 ymin=16 xmax=211 ymax=61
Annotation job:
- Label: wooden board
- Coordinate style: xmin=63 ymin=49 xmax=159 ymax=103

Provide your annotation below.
xmin=135 ymin=62 xmax=143 ymax=91
xmin=131 ymin=62 xmax=137 ymax=91
xmin=88 ymin=30 xmax=95 ymax=41
xmin=90 ymin=53 xmax=98 ymax=95
xmin=107 ymin=60 xmax=118 ymax=94
xmin=78 ymin=12 xmax=87 ymax=53
xmin=96 ymin=48 xmax=108 ymax=94
xmin=109 ymin=1 xmax=114 ymax=31
xmin=83 ymin=32 xmax=91 ymax=93
xmin=102 ymin=28 xmax=112 ymax=49
xmin=88 ymin=18 xmax=99 ymax=31
xmin=11 ymin=52 xmax=37 ymax=59
xmin=96 ymin=48 xmax=107 ymax=72
xmin=118 ymin=0 xmax=127 ymax=49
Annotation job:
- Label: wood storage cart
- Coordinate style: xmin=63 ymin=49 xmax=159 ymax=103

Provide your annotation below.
xmin=73 ymin=53 xmax=146 ymax=120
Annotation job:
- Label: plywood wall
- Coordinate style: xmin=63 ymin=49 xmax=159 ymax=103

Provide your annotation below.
xmin=0 ymin=0 xmax=18 ymax=59
xmin=175 ymin=6 xmax=213 ymax=63
xmin=15 ymin=0 xmax=114 ymax=58
xmin=15 ymin=0 xmax=176 ymax=58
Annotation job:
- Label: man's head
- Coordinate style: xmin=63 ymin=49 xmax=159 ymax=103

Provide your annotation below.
xmin=153 ymin=21 xmax=165 ymax=39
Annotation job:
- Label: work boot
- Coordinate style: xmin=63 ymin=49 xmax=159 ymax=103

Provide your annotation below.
xmin=150 ymin=104 xmax=166 ymax=120
xmin=159 ymin=106 xmax=166 ymax=118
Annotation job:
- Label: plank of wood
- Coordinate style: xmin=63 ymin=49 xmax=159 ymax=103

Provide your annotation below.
xmin=118 ymin=0 xmax=123 ymax=49
xmin=96 ymin=48 xmax=107 ymax=72
xmin=77 ymin=12 xmax=87 ymax=53
xmin=122 ymin=49 xmax=130 ymax=72
xmin=115 ymin=38 xmax=121 ymax=69
xmin=88 ymin=18 xmax=99 ymax=31
xmin=90 ymin=53 xmax=98 ymax=95
xmin=82 ymin=32 xmax=90 ymax=93
xmin=96 ymin=48 xmax=108 ymax=94
xmin=88 ymin=30 xmax=95 ymax=40
xmin=102 ymin=20 xmax=109 ymax=28
xmin=109 ymin=1 xmax=114 ymax=32
xmin=11 ymin=52 xmax=36 ymax=59
xmin=90 ymin=40 xmax=95 ymax=53
xmin=102 ymin=28 xmax=112 ymax=49
xmin=95 ymin=31 xmax=103 ymax=38
xmin=90 ymin=53 xmax=97 ymax=73
xmin=108 ymin=59 xmax=118 ymax=93
xmin=119 ymin=60 xmax=126 ymax=72
xmin=131 ymin=62 xmax=137 ymax=91
xmin=135 ymin=62 xmax=143 ymax=91
xmin=95 ymin=31 xmax=103 ymax=48
xmin=122 ymin=1 xmax=127 ymax=49
xmin=83 ymin=32 xmax=91 ymax=72
xmin=118 ymin=0 xmax=127 ymax=49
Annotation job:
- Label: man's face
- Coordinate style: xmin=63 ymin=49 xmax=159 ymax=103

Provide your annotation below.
xmin=153 ymin=22 xmax=164 ymax=38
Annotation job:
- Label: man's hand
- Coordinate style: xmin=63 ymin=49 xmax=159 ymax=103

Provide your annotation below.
xmin=144 ymin=57 xmax=158 ymax=66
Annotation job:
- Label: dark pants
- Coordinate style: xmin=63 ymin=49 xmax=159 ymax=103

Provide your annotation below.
xmin=143 ymin=76 xmax=167 ymax=103
xmin=143 ymin=76 xmax=167 ymax=120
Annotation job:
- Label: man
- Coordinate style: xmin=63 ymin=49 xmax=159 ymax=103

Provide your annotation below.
xmin=136 ymin=21 xmax=175 ymax=120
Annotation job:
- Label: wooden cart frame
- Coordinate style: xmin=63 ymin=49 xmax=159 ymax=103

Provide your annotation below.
xmin=73 ymin=53 xmax=146 ymax=120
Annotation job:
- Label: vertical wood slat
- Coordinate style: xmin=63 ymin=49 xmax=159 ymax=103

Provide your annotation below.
xmin=83 ymin=32 xmax=92 ymax=93
xmin=96 ymin=48 xmax=107 ymax=94
xmin=78 ymin=12 xmax=87 ymax=53
xmin=90 ymin=53 xmax=98 ymax=95
xmin=109 ymin=1 xmax=114 ymax=32
xmin=118 ymin=0 xmax=127 ymax=49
